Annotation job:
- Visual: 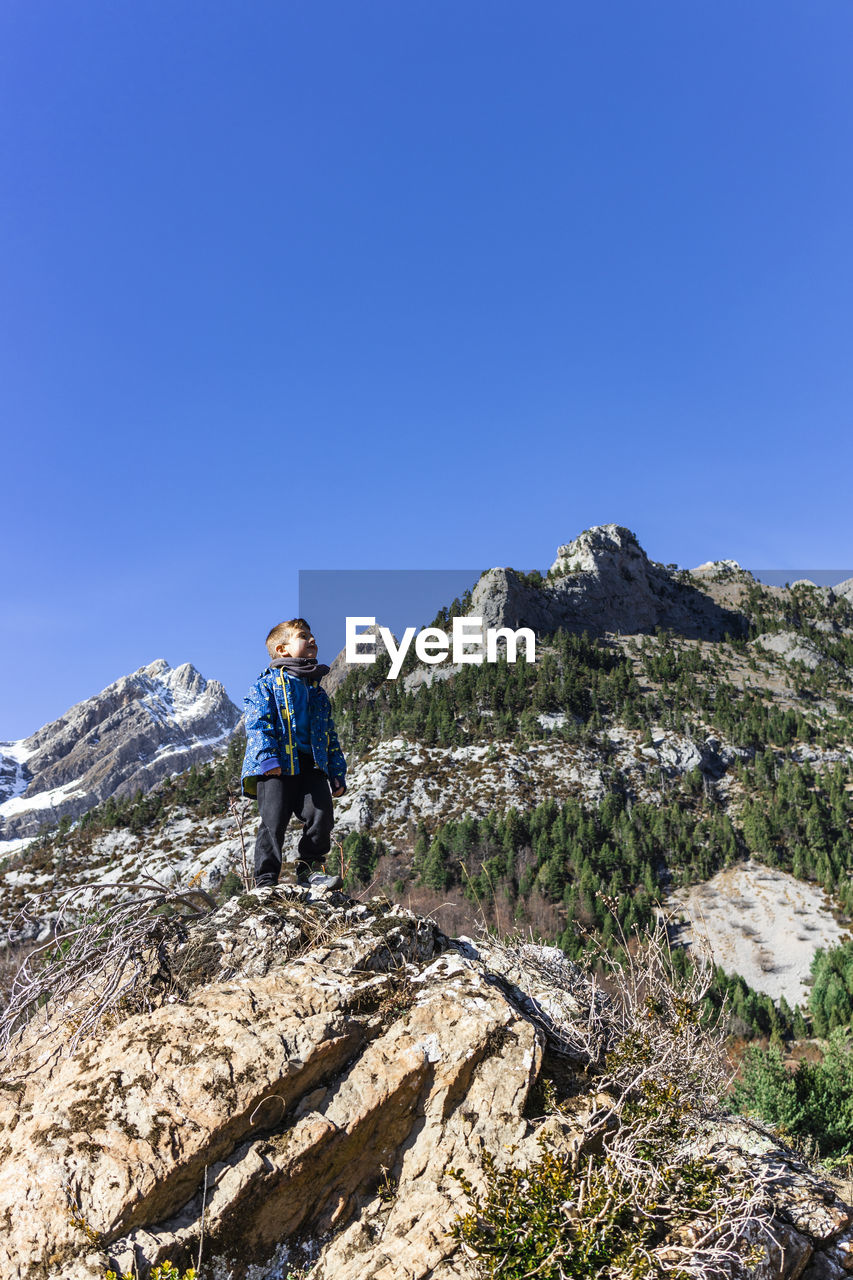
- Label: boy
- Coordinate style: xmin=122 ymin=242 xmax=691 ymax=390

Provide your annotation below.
xmin=241 ymin=618 xmax=347 ymax=890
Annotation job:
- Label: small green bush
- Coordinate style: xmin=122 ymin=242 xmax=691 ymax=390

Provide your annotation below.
xmin=106 ymin=1264 xmax=196 ymax=1280
xmin=450 ymin=921 xmax=769 ymax=1279
xmin=732 ymin=1029 xmax=853 ymax=1162
xmin=451 ymin=1102 xmax=725 ymax=1279
xmin=217 ymin=870 xmax=245 ymax=902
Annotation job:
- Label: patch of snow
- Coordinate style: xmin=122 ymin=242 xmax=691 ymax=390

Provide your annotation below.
xmin=135 ymin=661 xmax=230 ymax=732
xmin=0 ymin=740 xmax=34 ymax=766
xmin=0 ymin=739 xmax=35 ymax=807
xmin=0 ymin=778 xmax=86 ymax=820
xmin=144 ymin=726 xmax=234 ymax=765
xmin=0 ymin=835 xmax=33 ymax=860
xmin=2 ymin=869 xmax=53 ymax=888
xmin=449 ymin=743 xmax=490 ymax=762
xmin=94 ymin=829 xmax=141 ymax=857
xmin=167 ymin=663 xmax=210 ymax=722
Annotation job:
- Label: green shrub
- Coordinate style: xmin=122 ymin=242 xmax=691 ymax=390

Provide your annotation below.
xmin=451 ymin=920 xmax=769 ymax=1278
xmin=732 ymin=1029 xmax=853 ymax=1163
xmin=217 ymin=870 xmax=245 ymax=902
xmin=451 ymin=1112 xmax=726 ymax=1279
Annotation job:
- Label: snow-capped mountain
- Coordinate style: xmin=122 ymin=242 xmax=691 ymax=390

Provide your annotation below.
xmin=0 ymin=659 xmax=241 ymax=845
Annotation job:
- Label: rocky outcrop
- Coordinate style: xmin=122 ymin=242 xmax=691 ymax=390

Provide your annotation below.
xmin=752 ymin=631 xmax=825 ymax=670
xmin=465 ymin=525 xmax=748 ymax=643
xmin=834 ymin=577 xmax=853 ymax=607
xmin=322 ymin=622 xmax=396 ymax=699
xmin=0 ymin=890 xmax=541 ymax=1280
xmin=0 ymin=660 xmax=241 ymax=842
xmin=691 ymin=559 xmax=752 ymax=578
xmin=1 ymin=888 xmax=851 ymax=1280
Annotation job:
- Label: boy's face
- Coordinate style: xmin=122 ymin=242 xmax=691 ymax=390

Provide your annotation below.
xmin=277 ymin=626 xmax=317 ymax=661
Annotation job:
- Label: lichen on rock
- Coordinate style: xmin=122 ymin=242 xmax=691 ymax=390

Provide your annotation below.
xmin=0 ymin=888 xmax=850 ymax=1280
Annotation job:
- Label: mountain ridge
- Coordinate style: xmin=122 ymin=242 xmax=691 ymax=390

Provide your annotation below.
xmin=4 ymin=523 xmax=853 ymax=1020
xmin=463 ymin=523 xmax=751 ymax=642
xmin=5 ymin=523 xmax=853 ymax=1275
xmin=0 ymin=659 xmax=241 ymax=845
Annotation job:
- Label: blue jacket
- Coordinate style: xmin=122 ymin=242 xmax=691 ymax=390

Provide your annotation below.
xmin=241 ymin=667 xmax=347 ymax=798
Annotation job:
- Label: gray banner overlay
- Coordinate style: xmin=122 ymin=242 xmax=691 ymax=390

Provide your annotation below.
xmin=298 ymin=567 xmax=853 ymax=669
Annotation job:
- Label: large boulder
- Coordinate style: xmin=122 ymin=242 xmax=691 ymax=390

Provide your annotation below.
xmin=0 ymin=888 xmax=850 ymax=1280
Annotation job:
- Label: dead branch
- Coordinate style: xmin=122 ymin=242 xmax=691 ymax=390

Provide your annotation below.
xmin=0 ymin=877 xmax=215 ymax=1069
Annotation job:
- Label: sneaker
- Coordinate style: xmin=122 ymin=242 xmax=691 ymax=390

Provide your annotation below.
xmin=253 ymin=877 xmax=278 ymax=890
xmin=308 ymin=872 xmax=343 ymax=891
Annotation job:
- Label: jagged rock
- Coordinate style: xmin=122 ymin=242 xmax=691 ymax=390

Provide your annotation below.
xmin=803 ymin=1256 xmax=847 ymax=1279
xmin=753 ymin=632 xmax=825 ymax=670
xmin=1 ymin=892 xmax=851 ymax=1280
xmin=402 ymin=662 xmax=461 ymax=692
xmin=835 ymin=578 xmax=853 ymax=607
xmin=0 ymin=661 xmax=241 ymax=842
xmin=0 ymin=892 xmax=542 ymax=1280
xmin=465 ymin=566 xmax=559 ymax=636
xmin=465 ymin=524 xmax=747 ymax=642
xmin=322 ymin=622 xmax=397 ymax=698
xmin=825 ymin=1228 xmax=853 ymax=1272
xmin=647 ymin=730 xmax=742 ymax=779
xmin=692 ymin=559 xmax=753 ymax=578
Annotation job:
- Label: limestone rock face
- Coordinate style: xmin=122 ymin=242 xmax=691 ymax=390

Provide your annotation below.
xmin=0 ymin=890 xmax=541 ymax=1280
xmin=321 ymin=621 xmax=399 ymax=699
xmin=835 ymin=577 xmax=853 ymax=606
xmin=0 ymin=890 xmax=851 ymax=1280
xmin=691 ymin=559 xmax=749 ymax=577
xmin=466 ymin=524 xmax=747 ymax=642
xmin=466 ymin=566 xmax=560 ymax=636
xmin=752 ymin=632 xmax=825 ymax=670
xmin=0 ymin=660 xmax=241 ymax=841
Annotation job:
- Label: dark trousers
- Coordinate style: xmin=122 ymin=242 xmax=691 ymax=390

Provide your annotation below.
xmin=254 ymin=753 xmax=335 ymax=885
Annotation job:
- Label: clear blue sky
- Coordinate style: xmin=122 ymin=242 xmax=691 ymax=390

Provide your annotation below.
xmin=2 ymin=1 xmax=852 ymax=736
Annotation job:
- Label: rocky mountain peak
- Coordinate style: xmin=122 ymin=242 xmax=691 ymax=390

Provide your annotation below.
xmin=691 ymin=558 xmax=755 ymax=580
xmin=0 ymin=660 xmax=241 ymax=845
xmin=465 ymin=523 xmax=747 ymax=642
xmin=549 ymin=522 xmax=644 ymax=576
xmin=322 ymin=621 xmax=397 ymax=698
xmin=835 ymin=576 xmax=853 ymax=605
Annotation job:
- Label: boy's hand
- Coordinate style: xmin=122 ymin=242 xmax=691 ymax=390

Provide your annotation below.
xmin=265 ymin=767 xmax=282 ymax=777
xmin=331 ymin=781 xmax=347 ymax=797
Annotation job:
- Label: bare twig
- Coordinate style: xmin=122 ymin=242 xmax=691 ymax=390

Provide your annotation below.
xmin=456 ymin=909 xmax=779 ymax=1278
xmin=197 ymin=1163 xmax=208 ymax=1274
xmin=1 ymin=878 xmax=215 ymax=1068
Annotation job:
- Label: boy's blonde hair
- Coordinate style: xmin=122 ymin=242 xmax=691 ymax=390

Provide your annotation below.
xmin=265 ymin=618 xmax=312 ymax=658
